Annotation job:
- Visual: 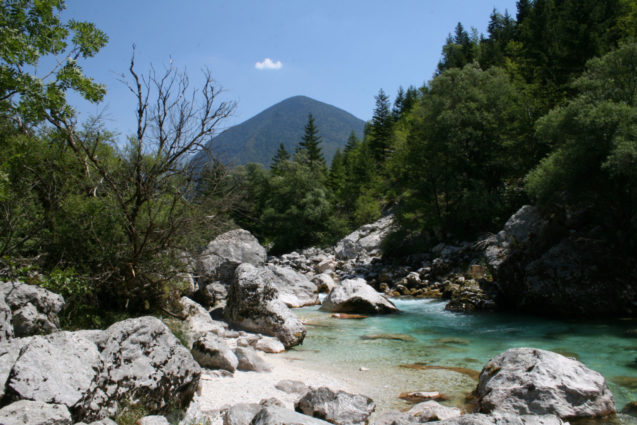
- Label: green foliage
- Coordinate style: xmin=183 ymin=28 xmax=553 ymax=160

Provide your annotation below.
xmin=525 ymin=43 xmax=637 ymax=246
xmin=0 ymin=0 xmax=108 ymax=126
xmin=399 ymin=64 xmax=526 ymax=239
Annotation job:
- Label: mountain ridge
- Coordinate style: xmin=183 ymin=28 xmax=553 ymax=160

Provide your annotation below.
xmin=194 ymin=95 xmax=366 ymax=167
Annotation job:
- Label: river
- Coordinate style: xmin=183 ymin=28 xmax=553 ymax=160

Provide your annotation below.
xmin=283 ymin=298 xmax=637 ymax=421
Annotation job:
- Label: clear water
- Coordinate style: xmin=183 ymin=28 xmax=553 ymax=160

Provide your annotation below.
xmin=284 ymin=298 xmax=637 ymax=418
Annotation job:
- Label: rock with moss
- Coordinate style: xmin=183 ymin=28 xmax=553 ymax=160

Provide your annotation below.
xmin=78 ymin=316 xmax=200 ymax=421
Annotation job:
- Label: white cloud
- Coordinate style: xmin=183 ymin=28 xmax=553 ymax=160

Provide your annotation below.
xmin=255 ymin=58 xmax=283 ymax=70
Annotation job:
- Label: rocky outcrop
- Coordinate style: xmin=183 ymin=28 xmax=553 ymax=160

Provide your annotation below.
xmin=481 ymin=206 xmax=546 ymax=272
xmin=476 ymin=348 xmax=615 ymax=419
xmin=482 ymin=205 xmax=637 ymax=317
xmin=225 ymin=263 xmax=306 ymax=348
xmin=267 ymin=264 xmax=319 ymax=308
xmin=320 ymin=278 xmax=398 ymax=314
xmin=0 ymin=400 xmax=72 ymax=425
xmin=295 ymin=387 xmax=375 ymax=425
xmin=197 ymin=229 xmax=267 ymax=285
xmin=252 ymin=405 xmax=333 ymax=425
xmin=6 ymin=332 xmax=101 ymax=412
xmin=0 ymin=281 xmax=65 ymax=338
xmin=79 ymin=316 xmax=200 ymax=421
xmin=335 ymin=215 xmax=394 ymax=260
xmin=191 ymin=334 xmax=238 ymax=372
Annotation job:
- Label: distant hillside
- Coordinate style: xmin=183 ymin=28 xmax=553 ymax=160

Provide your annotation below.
xmin=194 ymin=96 xmax=366 ymax=167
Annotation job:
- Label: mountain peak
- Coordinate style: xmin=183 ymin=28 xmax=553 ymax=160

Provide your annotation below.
xmin=195 ymin=96 xmax=365 ymax=167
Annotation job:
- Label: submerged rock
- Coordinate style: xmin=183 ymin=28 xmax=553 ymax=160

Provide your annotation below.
xmin=360 ymin=333 xmax=415 ymax=342
xmin=476 ymin=347 xmax=615 ymax=419
xmin=320 ymin=278 xmax=398 ymax=314
xmin=295 ymin=386 xmax=375 ymax=425
xmin=225 ymin=263 xmax=306 ymax=348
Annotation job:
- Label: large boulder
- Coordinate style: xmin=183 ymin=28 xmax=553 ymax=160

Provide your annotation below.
xmin=335 ymin=215 xmax=395 ymax=260
xmin=225 ymin=263 xmax=306 ymax=349
xmin=191 ymin=334 xmax=238 ymax=372
xmin=6 ymin=332 xmax=102 ymax=413
xmin=267 ymin=264 xmax=319 ymax=308
xmin=0 ymin=400 xmax=72 ymax=425
xmin=295 ymin=387 xmax=375 ymax=425
xmin=320 ymin=278 xmax=398 ymax=314
xmin=0 ymin=281 xmax=65 ymax=337
xmin=476 ymin=348 xmax=615 ymax=419
xmin=78 ymin=316 xmax=201 ymax=421
xmin=251 ymin=406 xmax=333 ymax=425
xmin=197 ymin=229 xmax=267 ymax=284
xmin=178 ymin=296 xmax=227 ymax=347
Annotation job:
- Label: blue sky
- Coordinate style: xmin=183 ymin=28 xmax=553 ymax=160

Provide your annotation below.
xmin=64 ymin=0 xmax=518 ymax=139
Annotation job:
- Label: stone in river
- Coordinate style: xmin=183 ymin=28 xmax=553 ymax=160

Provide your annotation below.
xmin=399 ymin=391 xmax=448 ymax=402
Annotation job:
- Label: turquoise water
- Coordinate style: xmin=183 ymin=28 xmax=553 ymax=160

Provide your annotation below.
xmin=286 ymin=298 xmax=637 ymax=416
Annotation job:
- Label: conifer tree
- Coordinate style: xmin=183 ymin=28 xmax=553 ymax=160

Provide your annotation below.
xmin=295 ymin=113 xmax=325 ymax=170
xmin=369 ymin=89 xmax=394 ymax=164
xmin=271 ymin=142 xmax=290 ymax=174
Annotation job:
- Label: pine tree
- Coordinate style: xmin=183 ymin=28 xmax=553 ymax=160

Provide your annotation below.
xmin=271 ymin=142 xmax=290 ymax=174
xmin=369 ymin=89 xmax=394 ymax=164
xmin=344 ymin=131 xmax=359 ymax=154
xmin=295 ymin=113 xmax=325 ymax=170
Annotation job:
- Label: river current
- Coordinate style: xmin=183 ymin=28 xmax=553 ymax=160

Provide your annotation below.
xmin=284 ymin=298 xmax=637 ymax=419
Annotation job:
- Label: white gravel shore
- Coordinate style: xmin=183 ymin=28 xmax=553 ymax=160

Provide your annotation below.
xmin=196 ymin=352 xmax=368 ymax=413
